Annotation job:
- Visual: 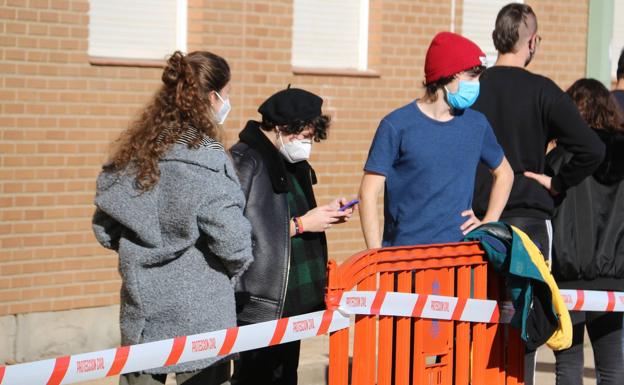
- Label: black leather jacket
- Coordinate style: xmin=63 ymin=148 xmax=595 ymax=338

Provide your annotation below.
xmin=548 ymin=129 xmax=624 ymax=291
xmin=229 ymin=121 xmax=327 ymax=324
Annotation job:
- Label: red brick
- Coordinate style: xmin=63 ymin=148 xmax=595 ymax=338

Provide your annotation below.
xmin=6 ymin=21 xmax=27 ymax=34
xmin=8 ymin=303 xmax=32 ymax=314
xmin=39 ymin=11 xmax=60 ymax=23
xmin=29 ymin=0 xmax=51 ymax=9
xmin=0 ymin=278 xmax=11 ymax=290
xmin=30 ymin=301 xmax=54 ymax=313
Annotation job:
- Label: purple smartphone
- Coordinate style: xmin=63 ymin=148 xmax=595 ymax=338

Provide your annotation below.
xmin=339 ymin=199 xmax=359 ymax=211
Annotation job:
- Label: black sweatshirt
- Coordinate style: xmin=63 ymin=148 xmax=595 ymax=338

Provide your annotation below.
xmin=472 ymin=66 xmax=605 ymax=219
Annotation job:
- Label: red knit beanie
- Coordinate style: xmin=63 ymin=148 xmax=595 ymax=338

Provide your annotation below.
xmin=424 ymin=32 xmax=486 ymax=84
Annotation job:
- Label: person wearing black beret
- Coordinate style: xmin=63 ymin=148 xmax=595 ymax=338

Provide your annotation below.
xmin=229 ymin=87 xmax=355 ymax=385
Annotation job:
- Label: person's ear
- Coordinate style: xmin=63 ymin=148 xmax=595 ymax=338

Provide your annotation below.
xmin=208 ymin=90 xmax=220 ymax=107
xmin=529 ymin=35 xmax=537 ymax=52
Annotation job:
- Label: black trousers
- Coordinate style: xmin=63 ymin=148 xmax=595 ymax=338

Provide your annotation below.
xmin=120 ymin=360 xmax=231 ymax=385
xmin=231 ymin=341 xmax=300 ymax=385
xmin=554 ymin=311 xmax=624 ymax=385
xmin=503 ymin=216 xmax=552 ymax=385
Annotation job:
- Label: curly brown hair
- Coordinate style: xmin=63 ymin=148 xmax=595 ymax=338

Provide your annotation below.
xmin=109 ymin=51 xmax=230 ymax=191
xmin=566 ymin=78 xmax=624 ymax=132
xmin=259 ymin=115 xmax=331 ymax=143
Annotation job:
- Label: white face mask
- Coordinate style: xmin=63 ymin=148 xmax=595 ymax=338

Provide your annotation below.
xmin=278 ymin=132 xmax=312 ymax=163
xmin=213 ymin=91 xmax=231 ymax=124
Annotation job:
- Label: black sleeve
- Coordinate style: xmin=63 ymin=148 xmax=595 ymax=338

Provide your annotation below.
xmin=546 ymin=92 xmax=605 ymax=192
xmin=229 ymin=148 xmax=258 ymax=201
xmin=92 ymin=208 xmax=122 ymax=251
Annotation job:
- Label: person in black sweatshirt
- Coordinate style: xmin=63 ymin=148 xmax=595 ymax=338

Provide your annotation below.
xmin=548 ymin=78 xmax=624 ymax=385
xmin=471 ymin=4 xmax=604 ymax=385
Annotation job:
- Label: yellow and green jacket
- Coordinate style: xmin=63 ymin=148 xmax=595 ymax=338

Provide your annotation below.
xmin=465 ymin=222 xmax=572 ymax=350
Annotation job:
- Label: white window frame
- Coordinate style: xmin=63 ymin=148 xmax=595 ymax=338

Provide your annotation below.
xmin=611 ymin=0 xmax=624 ymax=80
xmin=88 ymin=0 xmax=187 ymax=63
xmin=357 ymin=0 xmax=370 ymax=71
xmin=291 ymin=0 xmax=369 ymax=72
xmin=176 ymin=0 xmax=188 ymax=55
xmin=461 ymin=0 xmax=524 ymax=67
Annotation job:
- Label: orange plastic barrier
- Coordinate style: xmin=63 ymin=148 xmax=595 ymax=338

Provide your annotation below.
xmin=325 ymin=242 xmax=524 ymax=385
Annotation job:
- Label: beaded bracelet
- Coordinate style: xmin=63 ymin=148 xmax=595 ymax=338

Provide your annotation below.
xmin=293 ymin=217 xmax=301 ymax=235
xmin=296 ymin=217 xmax=304 ymax=234
xmin=293 ymin=217 xmax=304 ymax=235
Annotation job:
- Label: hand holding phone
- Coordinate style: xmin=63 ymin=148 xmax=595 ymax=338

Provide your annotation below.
xmin=339 ymin=199 xmax=359 ymax=211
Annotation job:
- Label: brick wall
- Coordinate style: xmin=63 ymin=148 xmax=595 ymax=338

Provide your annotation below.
xmin=0 ymin=0 xmax=589 ymax=317
xmin=530 ymin=0 xmax=589 ymax=89
xmin=1 ymin=0 xmax=162 ymax=315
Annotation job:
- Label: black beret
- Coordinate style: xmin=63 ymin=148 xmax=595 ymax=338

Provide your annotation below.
xmin=258 ymin=88 xmax=323 ymax=125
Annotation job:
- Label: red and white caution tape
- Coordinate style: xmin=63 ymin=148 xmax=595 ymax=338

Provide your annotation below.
xmin=336 ymin=289 xmax=624 ymax=325
xmin=336 ymin=291 xmax=505 ymax=323
xmin=0 ymin=310 xmax=349 ymax=385
xmin=1 ymin=289 xmax=623 ymax=385
xmin=560 ymin=289 xmax=624 ymax=312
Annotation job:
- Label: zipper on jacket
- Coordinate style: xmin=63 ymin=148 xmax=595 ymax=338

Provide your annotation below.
xmin=278 ymin=200 xmax=292 ymax=318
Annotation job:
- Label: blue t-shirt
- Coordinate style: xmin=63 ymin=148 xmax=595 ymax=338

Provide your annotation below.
xmin=364 ymin=101 xmax=504 ymax=246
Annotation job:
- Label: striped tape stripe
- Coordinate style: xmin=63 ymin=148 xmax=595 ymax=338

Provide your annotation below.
xmin=316 ymin=310 xmax=334 ymax=336
xmin=452 ymin=298 xmax=468 ymax=320
xmin=607 ymin=291 xmax=616 ymax=312
xmin=106 ymin=346 xmax=130 ymax=376
xmin=45 ymin=356 xmax=70 ymax=385
xmin=269 ymin=318 xmax=289 ymax=346
xmin=217 ymin=327 xmax=239 ymax=356
xmin=489 ymin=306 xmax=500 ymax=323
xmin=411 ymin=294 xmax=428 ymax=317
xmin=573 ymin=290 xmax=585 ymax=311
xmin=370 ymin=291 xmax=387 ymax=315
xmin=164 ymin=337 xmax=186 ymax=367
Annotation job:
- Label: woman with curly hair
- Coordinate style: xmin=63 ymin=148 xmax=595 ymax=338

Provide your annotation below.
xmin=92 ymin=51 xmax=253 ymax=385
xmin=548 ymin=78 xmax=624 ymax=385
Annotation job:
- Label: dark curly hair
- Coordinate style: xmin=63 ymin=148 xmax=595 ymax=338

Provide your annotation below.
xmin=259 ymin=115 xmax=331 ymax=142
xmin=492 ymin=3 xmax=537 ymax=54
xmin=423 ymin=65 xmax=485 ymax=102
xmin=566 ymin=78 xmax=624 ymax=132
xmin=108 ymin=51 xmax=230 ymax=191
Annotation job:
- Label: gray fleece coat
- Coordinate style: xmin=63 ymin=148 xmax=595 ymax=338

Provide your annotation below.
xmin=92 ymin=143 xmax=253 ymax=374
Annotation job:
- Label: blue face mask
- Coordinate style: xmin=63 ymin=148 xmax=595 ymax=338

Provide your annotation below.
xmin=445 ymin=80 xmax=480 ymax=110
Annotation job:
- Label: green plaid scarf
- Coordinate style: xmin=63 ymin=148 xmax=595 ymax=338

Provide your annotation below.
xmin=282 ymin=169 xmax=327 ymax=317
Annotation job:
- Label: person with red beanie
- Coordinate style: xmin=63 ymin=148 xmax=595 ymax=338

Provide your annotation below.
xmin=359 ymin=31 xmax=513 ymax=249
